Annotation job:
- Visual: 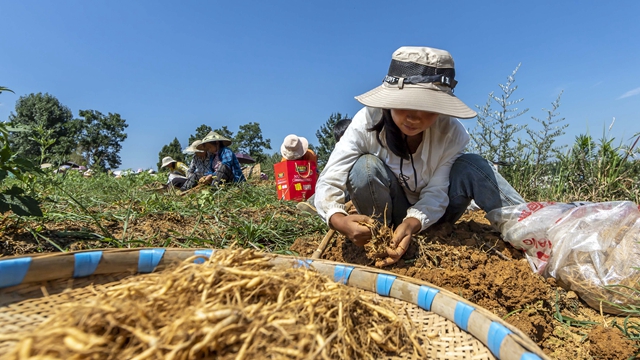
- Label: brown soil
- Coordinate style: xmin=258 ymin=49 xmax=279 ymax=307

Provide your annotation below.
xmin=587 ymin=326 xmax=637 ymax=360
xmin=291 ymin=210 xmax=640 ymax=360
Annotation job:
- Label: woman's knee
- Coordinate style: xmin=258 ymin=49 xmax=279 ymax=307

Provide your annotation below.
xmin=348 ymin=154 xmax=385 ymax=188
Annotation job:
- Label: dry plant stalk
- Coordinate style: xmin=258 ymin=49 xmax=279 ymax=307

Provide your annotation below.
xmin=361 ymin=219 xmax=395 ymax=261
xmin=4 ymin=249 xmax=420 ymax=359
xmin=555 ymin=223 xmax=640 ymax=314
xmin=360 ymin=206 xmax=396 ymax=266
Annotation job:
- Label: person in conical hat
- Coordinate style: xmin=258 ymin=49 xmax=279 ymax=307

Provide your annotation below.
xmin=198 ymin=131 xmax=245 ymax=185
xmin=314 ymin=46 xmax=524 ymax=267
xmin=180 ymin=139 xmax=210 ymax=191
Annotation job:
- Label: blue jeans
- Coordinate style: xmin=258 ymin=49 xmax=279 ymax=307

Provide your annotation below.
xmin=347 ymin=153 xmax=525 ymax=228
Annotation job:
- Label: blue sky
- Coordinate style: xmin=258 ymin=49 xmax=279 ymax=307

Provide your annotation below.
xmin=1 ymin=1 xmax=639 ymax=170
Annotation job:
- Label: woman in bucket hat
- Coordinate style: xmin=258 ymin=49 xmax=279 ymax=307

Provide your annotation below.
xmin=314 ymin=46 xmax=524 ymax=267
xmin=198 ymin=131 xmax=246 ymax=185
xmin=161 ymin=156 xmax=189 ymax=188
xmin=280 ymin=134 xmax=318 ymax=163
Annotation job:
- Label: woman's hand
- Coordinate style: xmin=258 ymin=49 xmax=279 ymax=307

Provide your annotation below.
xmin=376 ymin=218 xmax=421 ymax=267
xmin=329 ymin=213 xmax=374 ymax=246
xmin=199 ymin=175 xmax=213 ymax=184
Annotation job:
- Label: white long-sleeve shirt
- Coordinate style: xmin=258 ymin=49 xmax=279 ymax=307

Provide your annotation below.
xmin=314 ymin=106 xmax=470 ymax=231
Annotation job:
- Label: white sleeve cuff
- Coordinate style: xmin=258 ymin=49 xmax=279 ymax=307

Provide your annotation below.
xmin=325 ymin=206 xmax=349 ymax=228
xmin=404 ymin=208 xmax=430 ymax=232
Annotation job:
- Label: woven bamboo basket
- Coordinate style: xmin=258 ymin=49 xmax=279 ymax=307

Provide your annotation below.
xmin=0 ymin=248 xmax=549 ymax=359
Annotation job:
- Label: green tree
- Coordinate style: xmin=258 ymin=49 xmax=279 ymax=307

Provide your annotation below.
xmin=188 ymin=124 xmax=213 ymax=146
xmin=157 ymin=137 xmax=184 ymax=171
xmin=468 ymin=64 xmax=528 ymax=165
xmin=76 ymin=110 xmax=128 ymax=171
xmin=314 ymin=112 xmax=349 ymax=170
xmin=234 ymin=122 xmax=271 ymax=163
xmin=8 ymin=93 xmax=80 ymax=164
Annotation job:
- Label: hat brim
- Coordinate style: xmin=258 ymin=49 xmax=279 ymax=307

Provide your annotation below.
xmin=201 ymin=138 xmax=232 ymax=147
xmin=355 ymin=83 xmax=477 ymax=119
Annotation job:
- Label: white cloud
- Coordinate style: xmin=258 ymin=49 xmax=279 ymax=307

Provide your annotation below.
xmin=618 ymin=87 xmax=640 ymax=99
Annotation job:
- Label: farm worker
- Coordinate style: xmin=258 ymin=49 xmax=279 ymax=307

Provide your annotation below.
xmin=314 ymin=46 xmax=525 ymax=266
xmin=180 ymin=139 xmax=211 ymax=191
xmin=198 ymin=131 xmax=246 ymax=185
xmin=161 ymin=156 xmax=189 ymax=188
xmin=280 ymin=134 xmax=318 ymax=163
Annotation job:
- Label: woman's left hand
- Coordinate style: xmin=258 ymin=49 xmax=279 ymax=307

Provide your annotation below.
xmin=375 ymin=218 xmax=421 ymax=267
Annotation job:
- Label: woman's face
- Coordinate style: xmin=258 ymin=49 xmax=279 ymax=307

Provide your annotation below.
xmin=390 ymin=109 xmax=439 ymax=137
xmin=203 ymin=142 xmax=219 ymax=153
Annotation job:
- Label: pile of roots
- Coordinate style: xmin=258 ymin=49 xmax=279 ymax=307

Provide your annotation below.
xmin=5 ymin=249 xmax=423 ymax=359
xmin=361 ymin=219 xmax=396 ymax=267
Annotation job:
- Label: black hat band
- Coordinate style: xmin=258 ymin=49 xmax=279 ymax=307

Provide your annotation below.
xmin=384 ymin=59 xmax=457 ymax=89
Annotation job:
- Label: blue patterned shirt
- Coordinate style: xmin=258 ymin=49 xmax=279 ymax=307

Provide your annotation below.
xmin=207 ymin=146 xmax=246 ymax=182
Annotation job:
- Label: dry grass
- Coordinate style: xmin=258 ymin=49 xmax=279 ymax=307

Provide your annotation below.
xmin=2 ymin=249 xmax=422 ymax=359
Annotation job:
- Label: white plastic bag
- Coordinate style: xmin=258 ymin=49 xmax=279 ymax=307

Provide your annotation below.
xmin=487 ymin=201 xmax=640 ymax=314
xmin=486 ymin=201 xmax=578 ymax=273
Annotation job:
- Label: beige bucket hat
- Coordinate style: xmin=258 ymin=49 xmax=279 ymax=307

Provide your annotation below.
xmin=184 ymin=140 xmax=205 ymax=154
xmin=355 ymin=46 xmax=477 ymax=119
xmin=160 ymin=156 xmax=177 ymax=168
xmin=200 ymin=131 xmax=232 ymax=147
xmin=280 ymin=134 xmax=309 ymax=160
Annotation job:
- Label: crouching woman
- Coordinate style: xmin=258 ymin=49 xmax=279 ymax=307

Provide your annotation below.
xmin=314 ymin=46 xmax=525 ymax=267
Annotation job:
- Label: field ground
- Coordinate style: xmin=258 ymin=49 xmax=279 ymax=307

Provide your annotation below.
xmin=1 ymin=177 xmax=638 ymax=359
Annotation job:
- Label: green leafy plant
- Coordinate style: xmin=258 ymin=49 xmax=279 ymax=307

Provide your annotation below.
xmin=0 ymin=86 xmax=43 ymax=217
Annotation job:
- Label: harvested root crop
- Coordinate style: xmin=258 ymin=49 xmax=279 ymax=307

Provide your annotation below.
xmin=4 ymin=248 xmax=421 ymax=359
xmin=362 ymin=219 xmax=395 ymax=261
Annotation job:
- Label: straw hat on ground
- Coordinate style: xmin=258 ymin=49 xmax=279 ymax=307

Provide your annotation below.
xmin=200 ymin=131 xmax=232 ymax=147
xmin=161 ymin=156 xmax=177 ymax=168
xmin=355 ymin=46 xmax=477 ymax=119
xmin=184 ymin=140 xmax=205 ymax=154
xmin=281 ymin=134 xmax=309 ymax=160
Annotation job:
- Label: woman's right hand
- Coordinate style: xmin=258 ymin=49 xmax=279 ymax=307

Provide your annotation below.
xmin=329 ymin=213 xmax=373 ymax=246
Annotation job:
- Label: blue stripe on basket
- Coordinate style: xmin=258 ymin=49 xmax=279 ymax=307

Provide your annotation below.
xmin=194 ymin=249 xmax=213 ymax=264
xmin=73 ymin=251 xmax=103 ymax=277
xmin=295 ymin=259 xmax=313 ymax=268
xmin=454 ymin=302 xmax=475 ymax=332
xmin=375 ymin=274 xmax=396 ymax=296
xmin=138 ymin=249 xmax=165 ymax=273
xmin=0 ymin=257 xmax=32 ymax=288
xmin=520 ymin=353 xmax=543 ymax=360
xmin=333 ymin=265 xmax=354 ymax=284
xmin=417 ymin=285 xmax=439 ymax=311
xmin=487 ymin=322 xmax=513 ymax=357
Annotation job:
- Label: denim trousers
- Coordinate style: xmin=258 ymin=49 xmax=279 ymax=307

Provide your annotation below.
xmin=346 ymin=153 xmax=525 ymax=228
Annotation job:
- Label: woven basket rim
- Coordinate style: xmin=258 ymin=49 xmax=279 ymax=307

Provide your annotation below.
xmin=0 ymin=247 xmax=549 ymax=360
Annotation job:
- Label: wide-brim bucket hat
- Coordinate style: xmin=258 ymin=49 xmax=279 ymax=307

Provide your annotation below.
xmin=200 ymin=131 xmax=232 ymax=147
xmin=161 ymin=156 xmax=177 ymax=168
xmin=355 ymin=46 xmax=477 ymax=119
xmin=184 ymin=140 xmax=205 ymax=154
xmin=280 ymin=134 xmax=308 ymax=160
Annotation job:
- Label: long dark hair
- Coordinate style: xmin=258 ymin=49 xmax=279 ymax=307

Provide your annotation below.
xmin=367 ymin=109 xmax=410 ymax=160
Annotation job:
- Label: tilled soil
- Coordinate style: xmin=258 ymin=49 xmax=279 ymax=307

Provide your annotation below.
xmin=291 ymin=210 xmax=639 ymax=360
